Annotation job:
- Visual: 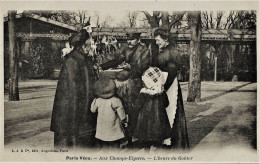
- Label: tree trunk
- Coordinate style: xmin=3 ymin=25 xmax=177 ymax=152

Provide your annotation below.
xmin=161 ymin=11 xmax=169 ymax=30
xmin=232 ymin=44 xmax=240 ymax=80
xmin=142 ymin=11 xmax=160 ymax=28
xmin=187 ymin=11 xmax=202 ymax=102
xmin=212 ymin=43 xmax=222 ymax=82
xmin=214 ymin=56 xmax=218 ymax=82
xmin=8 ymin=10 xmax=19 ymax=101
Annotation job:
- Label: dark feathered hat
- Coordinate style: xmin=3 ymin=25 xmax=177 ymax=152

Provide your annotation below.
xmin=68 ymin=29 xmax=90 ymax=48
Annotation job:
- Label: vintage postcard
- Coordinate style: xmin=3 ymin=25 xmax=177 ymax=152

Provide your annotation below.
xmin=0 ymin=0 xmax=259 ymax=163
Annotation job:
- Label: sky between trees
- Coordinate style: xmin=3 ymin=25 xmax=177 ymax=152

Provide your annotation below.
xmin=9 ymin=10 xmax=255 ymax=30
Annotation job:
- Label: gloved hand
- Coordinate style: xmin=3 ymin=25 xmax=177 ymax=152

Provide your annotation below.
xmin=98 ymin=66 xmax=103 ymax=72
xmin=121 ymin=118 xmax=128 ymax=128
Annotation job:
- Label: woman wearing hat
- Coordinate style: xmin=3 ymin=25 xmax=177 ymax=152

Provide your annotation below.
xmin=152 ymin=28 xmax=189 ymax=149
xmin=50 ymin=27 xmax=97 ymax=148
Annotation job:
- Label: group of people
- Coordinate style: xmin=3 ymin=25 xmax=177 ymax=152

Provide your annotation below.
xmin=50 ymin=26 xmax=189 ymax=152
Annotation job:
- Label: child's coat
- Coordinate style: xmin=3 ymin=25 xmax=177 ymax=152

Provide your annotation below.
xmin=91 ymin=97 xmax=125 ymax=141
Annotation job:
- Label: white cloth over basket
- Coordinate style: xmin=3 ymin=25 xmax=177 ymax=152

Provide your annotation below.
xmin=163 ymin=77 xmax=178 ymax=145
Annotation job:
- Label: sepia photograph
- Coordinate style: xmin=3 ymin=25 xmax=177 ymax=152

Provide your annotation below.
xmin=0 ymin=0 xmax=258 ymax=163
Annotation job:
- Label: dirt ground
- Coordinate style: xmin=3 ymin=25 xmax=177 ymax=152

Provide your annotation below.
xmin=3 ymin=80 xmax=258 ymax=162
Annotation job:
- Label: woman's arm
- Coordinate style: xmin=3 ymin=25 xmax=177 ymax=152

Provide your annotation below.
xmin=164 ymin=62 xmax=178 ymax=91
xmin=164 ymin=48 xmax=181 ymax=91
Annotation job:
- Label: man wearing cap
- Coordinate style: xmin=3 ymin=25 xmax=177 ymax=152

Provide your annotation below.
xmin=50 ymin=28 xmax=97 ymax=148
xmin=100 ymin=32 xmax=150 ymax=147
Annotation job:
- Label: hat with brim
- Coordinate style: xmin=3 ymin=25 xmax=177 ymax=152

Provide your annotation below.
xmin=94 ymin=78 xmax=116 ymax=99
xmin=126 ymin=32 xmax=142 ymax=40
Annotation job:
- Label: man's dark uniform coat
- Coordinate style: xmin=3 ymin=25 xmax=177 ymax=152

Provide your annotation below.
xmin=50 ymin=49 xmax=97 ymax=148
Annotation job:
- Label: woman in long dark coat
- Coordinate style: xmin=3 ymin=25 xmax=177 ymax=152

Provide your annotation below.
xmin=50 ymin=29 xmax=97 ymax=148
xmin=152 ymin=28 xmax=189 ymax=149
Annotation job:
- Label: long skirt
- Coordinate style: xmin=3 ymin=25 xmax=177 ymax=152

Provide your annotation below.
xmin=164 ymin=77 xmax=189 ymax=149
xmin=133 ymin=93 xmax=171 ymax=142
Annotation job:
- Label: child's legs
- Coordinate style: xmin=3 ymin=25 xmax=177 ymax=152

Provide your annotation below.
xmin=96 ymin=139 xmax=121 ymax=151
xmin=96 ymin=139 xmax=109 ymax=150
xmin=108 ymin=139 xmax=121 ymax=151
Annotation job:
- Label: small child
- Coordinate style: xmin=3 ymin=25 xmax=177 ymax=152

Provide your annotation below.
xmin=91 ymin=78 xmax=126 ymax=150
xmin=133 ymin=67 xmax=171 ymax=152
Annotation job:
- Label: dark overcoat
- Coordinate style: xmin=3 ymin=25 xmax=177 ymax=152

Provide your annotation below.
xmin=152 ymin=44 xmax=190 ymax=149
xmin=50 ymin=49 xmax=97 ymax=147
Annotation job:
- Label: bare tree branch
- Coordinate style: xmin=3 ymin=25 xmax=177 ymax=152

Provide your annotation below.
xmin=127 ymin=11 xmax=138 ymax=27
xmin=209 ymin=11 xmax=214 ymax=28
xmin=169 ymin=12 xmax=185 ymax=29
xmin=224 ymin=11 xmax=233 ymax=29
xmin=142 ymin=11 xmax=160 ymax=27
xmin=202 ymin=11 xmax=209 ymax=29
xmin=216 ymin=11 xmax=225 ymax=29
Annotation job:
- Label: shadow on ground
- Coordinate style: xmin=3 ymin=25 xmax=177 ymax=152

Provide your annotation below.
xmin=4 ymin=126 xmax=50 ymax=145
xmin=217 ymin=105 xmax=256 ymax=149
xmin=185 ymin=103 xmax=233 ymax=149
xmin=200 ymin=82 xmax=252 ymax=102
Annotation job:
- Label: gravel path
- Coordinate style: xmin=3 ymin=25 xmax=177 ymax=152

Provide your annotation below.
xmin=3 ymin=80 xmax=257 ymax=162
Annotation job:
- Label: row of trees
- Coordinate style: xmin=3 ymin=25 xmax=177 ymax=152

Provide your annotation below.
xmin=23 ymin=10 xmax=256 ymax=30
xmin=7 ymin=10 xmax=256 ymax=102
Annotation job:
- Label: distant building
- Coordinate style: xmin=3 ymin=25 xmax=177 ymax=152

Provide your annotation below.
xmin=4 ymin=14 xmax=77 ymax=83
xmin=4 ymin=14 xmax=256 ymax=83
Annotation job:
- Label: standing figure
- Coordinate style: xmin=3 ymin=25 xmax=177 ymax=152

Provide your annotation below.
xmin=100 ymin=32 xmax=150 ymax=146
xmin=91 ymin=78 xmax=126 ymax=151
xmin=50 ymin=29 xmax=97 ymax=148
xmin=153 ymin=28 xmax=189 ymax=149
xmin=133 ymin=67 xmax=171 ymax=152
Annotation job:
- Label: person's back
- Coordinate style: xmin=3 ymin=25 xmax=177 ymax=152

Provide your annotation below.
xmin=91 ymin=97 xmax=125 ymax=141
xmin=91 ymin=78 xmax=126 ymax=149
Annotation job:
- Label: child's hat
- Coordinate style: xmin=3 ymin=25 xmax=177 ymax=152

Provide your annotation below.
xmin=142 ymin=67 xmax=168 ymax=89
xmin=94 ymin=78 xmax=116 ymax=99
